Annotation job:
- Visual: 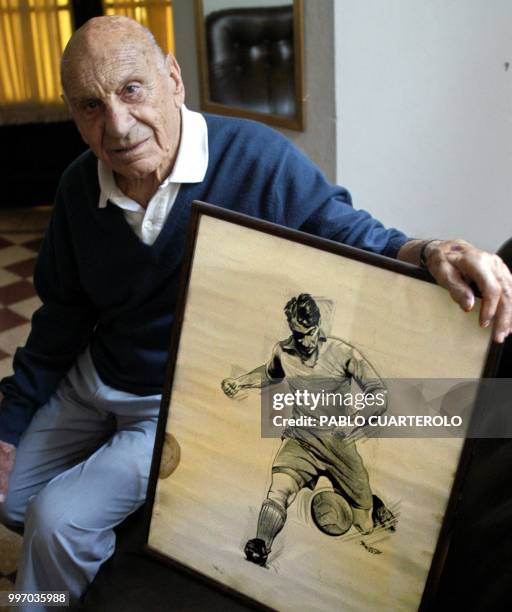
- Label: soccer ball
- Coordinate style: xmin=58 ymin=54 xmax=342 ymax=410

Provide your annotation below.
xmin=310 ymin=490 xmax=353 ymax=536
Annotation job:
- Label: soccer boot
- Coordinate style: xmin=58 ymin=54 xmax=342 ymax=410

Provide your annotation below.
xmin=244 ymin=538 xmax=269 ymax=566
xmin=372 ymin=494 xmax=397 ymax=532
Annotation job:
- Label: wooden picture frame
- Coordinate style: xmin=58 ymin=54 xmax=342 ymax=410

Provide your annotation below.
xmin=143 ymin=202 xmax=500 ymax=611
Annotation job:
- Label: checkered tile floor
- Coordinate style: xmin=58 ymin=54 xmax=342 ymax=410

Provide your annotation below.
xmin=0 ymin=233 xmax=44 ymax=381
xmin=0 ymin=219 xmax=48 ymax=605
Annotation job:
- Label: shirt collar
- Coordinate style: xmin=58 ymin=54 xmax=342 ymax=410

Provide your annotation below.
xmin=97 ymin=104 xmax=209 ymax=209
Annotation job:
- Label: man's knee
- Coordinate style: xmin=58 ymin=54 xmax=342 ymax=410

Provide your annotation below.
xmin=24 ymin=487 xmax=105 ymax=569
xmin=21 ymin=484 xmax=116 ymax=593
xmin=24 ymin=488 xmax=67 ymax=547
xmin=268 ymin=471 xmax=301 ymax=507
xmin=25 ymin=477 xmax=116 ymax=552
xmin=24 ymin=482 xmax=102 ymax=560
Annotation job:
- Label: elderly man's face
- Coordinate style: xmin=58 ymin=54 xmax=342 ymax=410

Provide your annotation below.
xmin=64 ymin=29 xmax=184 ymax=181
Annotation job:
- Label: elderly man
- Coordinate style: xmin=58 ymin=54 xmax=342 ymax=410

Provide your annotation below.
xmin=0 ymin=14 xmax=510 ymax=606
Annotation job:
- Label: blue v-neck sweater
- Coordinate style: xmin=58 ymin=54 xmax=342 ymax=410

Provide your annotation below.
xmin=0 ymin=114 xmax=408 ymax=445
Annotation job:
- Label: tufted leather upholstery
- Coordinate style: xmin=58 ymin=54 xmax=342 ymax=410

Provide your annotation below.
xmin=206 ymin=5 xmax=295 ymax=117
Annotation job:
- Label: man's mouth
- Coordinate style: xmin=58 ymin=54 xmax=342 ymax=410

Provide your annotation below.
xmin=111 ymin=137 xmax=150 ymax=156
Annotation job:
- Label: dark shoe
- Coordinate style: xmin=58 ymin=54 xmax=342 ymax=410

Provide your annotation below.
xmin=372 ymin=495 xmax=397 ymax=532
xmin=244 ymin=538 xmax=269 ymax=566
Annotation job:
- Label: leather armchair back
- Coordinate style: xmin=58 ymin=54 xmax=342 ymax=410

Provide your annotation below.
xmin=206 ymin=5 xmax=295 ymax=117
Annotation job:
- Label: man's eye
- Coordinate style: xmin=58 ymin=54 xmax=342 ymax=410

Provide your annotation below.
xmin=84 ymin=100 xmax=100 ymax=111
xmin=124 ymin=84 xmax=141 ymax=96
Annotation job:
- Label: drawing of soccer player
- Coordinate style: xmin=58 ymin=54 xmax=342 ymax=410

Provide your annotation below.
xmin=221 ymin=293 xmax=396 ymax=566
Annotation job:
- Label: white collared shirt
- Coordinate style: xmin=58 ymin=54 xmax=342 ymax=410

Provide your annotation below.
xmin=97 ymin=105 xmax=208 ymax=245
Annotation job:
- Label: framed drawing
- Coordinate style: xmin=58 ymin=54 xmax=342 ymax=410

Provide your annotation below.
xmin=143 ymin=202 xmax=500 ymax=611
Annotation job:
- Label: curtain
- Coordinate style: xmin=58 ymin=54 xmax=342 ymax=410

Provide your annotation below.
xmin=0 ymin=0 xmax=73 ymax=124
xmin=0 ymin=0 xmax=175 ymax=125
xmin=103 ymin=0 xmax=175 ymax=53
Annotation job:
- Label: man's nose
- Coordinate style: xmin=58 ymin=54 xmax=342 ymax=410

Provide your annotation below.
xmin=104 ymin=99 xmax=135 ymax=138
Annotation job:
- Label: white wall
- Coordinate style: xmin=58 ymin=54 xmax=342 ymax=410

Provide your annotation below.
xmin=335 ymin=0 xmax=512 ymax=251
xmin=172 ymin=0 xmax=337 ymax=181
xmin=173 ymin=1 xmax=510 ymax=250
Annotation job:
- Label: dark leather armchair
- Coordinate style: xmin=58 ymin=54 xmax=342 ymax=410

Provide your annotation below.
xmin=206 ymin=5 xmax=296 ymax=117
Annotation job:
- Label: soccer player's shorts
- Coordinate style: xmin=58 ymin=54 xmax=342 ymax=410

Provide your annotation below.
xmin=271 ymin=436 xmax=373 ymax=509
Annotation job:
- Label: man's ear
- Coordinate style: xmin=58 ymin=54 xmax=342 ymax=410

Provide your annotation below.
xmin=61 ymin=91 xmax=71 ymax=111
xmin=165 ymin=53 xmax=185 ymax=107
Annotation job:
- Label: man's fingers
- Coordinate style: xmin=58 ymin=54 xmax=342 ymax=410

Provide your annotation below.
xmin=490 ymin=267 xmax=512 ymax=343
xmin=492 ymin=299 xmax=512 ymax=344
xmin=457 ymin=255 xmax=512 ymax=340
xmin=0 ymin=441 xmax=16 ymax=502
xmin=0 ymin=471 xmax=6 ymax=500
xmin=428 ymin=258 xmax=474 ymax=311
xmin=424 ymin=240 xmax=512 ymax=343
xmin=0 ymin=473 xmax=7 ymax=501
xmin=455 ymin=254 xmax=503 ymax=327
xmin=0 ymin=472 xmax=6 ymax=501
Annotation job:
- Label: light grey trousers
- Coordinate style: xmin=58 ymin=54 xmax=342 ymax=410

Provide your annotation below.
xmin=0 ymin=348 xmax=161 ymax=610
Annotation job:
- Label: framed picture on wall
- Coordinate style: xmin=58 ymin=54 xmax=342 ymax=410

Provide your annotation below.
xmin=143 ymin=202 xmax=498 ymax=611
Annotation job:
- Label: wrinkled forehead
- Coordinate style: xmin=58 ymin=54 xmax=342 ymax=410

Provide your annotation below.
xmin=62 ymin=28 xmax=158 ymax=96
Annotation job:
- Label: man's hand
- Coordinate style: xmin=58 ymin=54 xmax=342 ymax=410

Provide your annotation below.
xmin=221 ymin=378 xmax=243 ymax=398
xmin=398 ymin=239 xmax=512 ymax=343
xmin=0 ymin=440 xmax=16 ymax=503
